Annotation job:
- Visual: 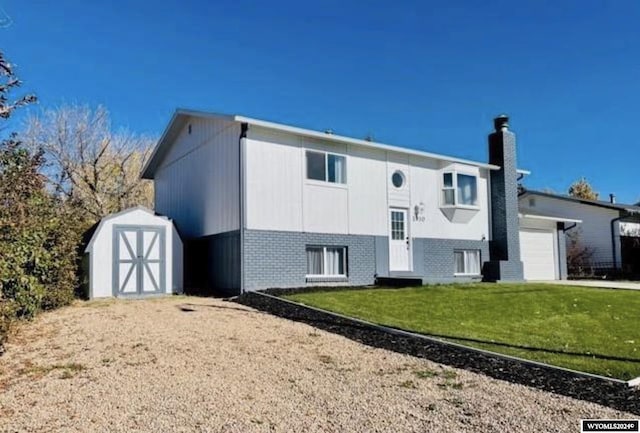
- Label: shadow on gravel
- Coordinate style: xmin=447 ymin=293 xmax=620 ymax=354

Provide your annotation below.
xmin=234 ymin=292 xmax=640 ymax=415
xmin=176 ymin=301 xmax=269 ymax=315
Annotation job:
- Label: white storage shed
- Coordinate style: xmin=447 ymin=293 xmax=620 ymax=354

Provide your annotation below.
xmin=84 ymin=206 xmax=183 ymax=299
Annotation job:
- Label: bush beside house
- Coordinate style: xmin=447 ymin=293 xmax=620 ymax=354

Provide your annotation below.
xmin=0 ymin=50 xmax=154 ymax=351
xmin=0 ymin=138 xmax=85 ymax=349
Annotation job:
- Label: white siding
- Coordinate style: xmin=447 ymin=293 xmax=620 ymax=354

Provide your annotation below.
xmin=154 ymin=116 xmax=240 ymax=238
xmin=245 ymin=128 xmax=304 ymax=232
xmin=88 ymin=209 xmax=183 ymax=298
xmin=302 ymin=137 xmax=349 ymax=233
xmin=519 ymin=196 xmax=620 ymax=263
xmin=347 ymin=146 xmax=388 ymax=236
xmin=245 ymin=126 xmax=491 ymax=241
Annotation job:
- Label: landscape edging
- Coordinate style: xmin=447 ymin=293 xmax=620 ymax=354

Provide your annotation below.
xmin=235 ymin=290 xmax=640 ymax=415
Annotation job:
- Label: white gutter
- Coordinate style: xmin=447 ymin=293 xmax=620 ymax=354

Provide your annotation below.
xmin=519 ymin=213 xmax=583 ymax=224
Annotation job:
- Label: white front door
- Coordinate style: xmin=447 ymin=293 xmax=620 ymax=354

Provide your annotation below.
xmin=389 ymin=208 xmax=411 ymax=271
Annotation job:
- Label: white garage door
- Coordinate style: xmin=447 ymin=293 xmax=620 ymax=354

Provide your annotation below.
xmin=519 ymin=228 xmax=556 ymax=280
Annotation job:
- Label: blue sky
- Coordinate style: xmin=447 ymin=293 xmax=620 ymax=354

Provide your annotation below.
xmin=2 ymin=1 xmax=639 ymax=203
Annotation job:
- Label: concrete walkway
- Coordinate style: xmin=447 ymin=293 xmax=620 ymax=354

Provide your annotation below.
xmin=532 ymin=280 xmax=640 ymax=291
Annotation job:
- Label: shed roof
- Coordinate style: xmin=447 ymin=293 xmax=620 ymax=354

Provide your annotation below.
xmin=141 ymin=108 xmax=521 ymax=179
xmin=84 ymin=206 xmax=168 ymax=253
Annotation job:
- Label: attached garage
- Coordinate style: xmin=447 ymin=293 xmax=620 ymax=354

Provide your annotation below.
xmin=84 ymin=206 xmax=183 ymax=299
xmin=519 ymin=213 xmax=581 ymax=281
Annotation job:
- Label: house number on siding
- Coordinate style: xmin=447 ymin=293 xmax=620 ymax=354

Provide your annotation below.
xmin=412 ymin=202 xmax=426 ymax=222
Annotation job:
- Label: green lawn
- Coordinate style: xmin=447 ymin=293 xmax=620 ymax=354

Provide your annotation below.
xmin=284 ymin=284 xmax=640 ymax=380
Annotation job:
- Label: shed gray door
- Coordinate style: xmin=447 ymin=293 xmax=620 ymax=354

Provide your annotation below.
xmin=113 ymin=226 xmax=166 ymax=296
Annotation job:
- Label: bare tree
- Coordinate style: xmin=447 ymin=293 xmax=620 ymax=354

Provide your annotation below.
xmin=22 ymin=104 xmax=154 ymax=221
xmin=0 ymin=51 xmax=36 ymax=120
xmin=566 ymin=228 xmax=594 ymax=276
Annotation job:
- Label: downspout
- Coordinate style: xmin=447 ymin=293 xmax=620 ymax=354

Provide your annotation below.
xmin=559 ymin=222 xmax=578 ymax=280
xmin=611 ymin=214 xmax=624 ymax=270
xmin=239 ymin=122 xmax=249 ymax=294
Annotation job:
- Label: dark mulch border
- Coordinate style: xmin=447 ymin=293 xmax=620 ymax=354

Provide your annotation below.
xmin=234 ymin=290 xmax=640 ymax=415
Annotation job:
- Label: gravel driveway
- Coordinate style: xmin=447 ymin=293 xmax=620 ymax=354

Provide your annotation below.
xmin=0 ymin=296 xmax=633 ymax=432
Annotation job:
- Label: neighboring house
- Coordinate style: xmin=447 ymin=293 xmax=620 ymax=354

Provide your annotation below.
xmin=518 ymin=190 xmax=640 ymax=276
xmin=141 ymin=110 xmax=571 ymax=294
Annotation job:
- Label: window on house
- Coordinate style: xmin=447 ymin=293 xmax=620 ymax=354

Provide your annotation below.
xmin=306 ymin=151 xmax=346 ymax=184
xmin=390 ymin=211 xmax=405 ymax=240
xmin=442 ymin=173 xmax=455 ymax=205
xmin=454 ymin=250 xmax=481 ymax=275
xmin=306 ymin=246 xmax=347 ymax=276
xmin=392 ymin=170 xmax=405 ymax=188
xmin=442 ymin=172 xmax=478 ymax=206
xmin=457 ymin=174 xmax=477 ymax=205
xmin=306 ymin=151 xmax=326 ymax=181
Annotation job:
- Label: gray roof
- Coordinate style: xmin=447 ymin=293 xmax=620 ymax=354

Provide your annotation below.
xmin=519 ymin=189 xmax=640 ymax=214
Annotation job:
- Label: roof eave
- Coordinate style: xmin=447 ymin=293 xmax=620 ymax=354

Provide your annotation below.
xmin=235 ymin=115 xmax=500 ymax=170
xmin=519 ymin=212 xmax=582 ymax=224
xmin=141 ymin=109 xmax=239 ymax=179
xmin=144 ymin=109 xmax=510 ymax=179
xmin=520 ymin=190 xmax=640 ymax=213
xmin=141 ymin=110 xmax=181 ymax=179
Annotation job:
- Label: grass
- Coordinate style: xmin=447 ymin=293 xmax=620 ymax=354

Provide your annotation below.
xmin=284 ymin=283 xmax=640 ymax=380
xmin=22 ymin=362 xmax=86 ymax=379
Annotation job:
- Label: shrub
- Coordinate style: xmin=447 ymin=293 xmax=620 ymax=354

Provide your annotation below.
xmin=0 ymin=300 xmax=16 ymax=352
xmin=0 ymin=139 xmax=84 ymax=341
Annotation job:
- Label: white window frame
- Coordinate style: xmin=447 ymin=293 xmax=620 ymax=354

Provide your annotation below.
xmin=441 ymin=171 xmax=479 ymax=208
xmin=454 ymin=249 xmax=481 ymax=276
xmin=305 ymin=246 xmax=347 ymax=278
xmin=305 ymin=150 xmax=347 ymax=185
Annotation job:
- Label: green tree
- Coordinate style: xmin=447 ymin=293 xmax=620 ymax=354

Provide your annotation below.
xmin=0 ymin=52 xmax=81 ymax=350
xmin=568 ymin=177 xmax=599 ymax=201
xmin=0 ymin=50 xmax=38 ymax=348
xmin=0 ymin=138 xmax=81 ymax=317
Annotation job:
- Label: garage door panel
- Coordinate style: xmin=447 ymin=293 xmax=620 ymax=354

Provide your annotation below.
xmin=520 ymin=228 xmax=556 ymax=280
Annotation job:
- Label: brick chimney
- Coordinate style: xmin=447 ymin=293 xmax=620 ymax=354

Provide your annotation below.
xmin=484 ymin=115 xmax=524 ymax=281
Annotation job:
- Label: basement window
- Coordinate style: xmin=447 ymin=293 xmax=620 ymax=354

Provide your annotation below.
xmin=306 ymin=246 xmax=347 ymax=277
xmin=306 ymin=150 xmax=346 ymax=184
xmin=454 ymin=250 xmax=481 ymax=275
xmin=442 ymin=172 xmax=478 ymax=207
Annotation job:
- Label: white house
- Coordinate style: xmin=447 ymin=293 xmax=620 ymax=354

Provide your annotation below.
xmin=141 ymin=110 xmax=571 ymax=294
xmin=519 ymin=190 xmax=640 ymax=276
